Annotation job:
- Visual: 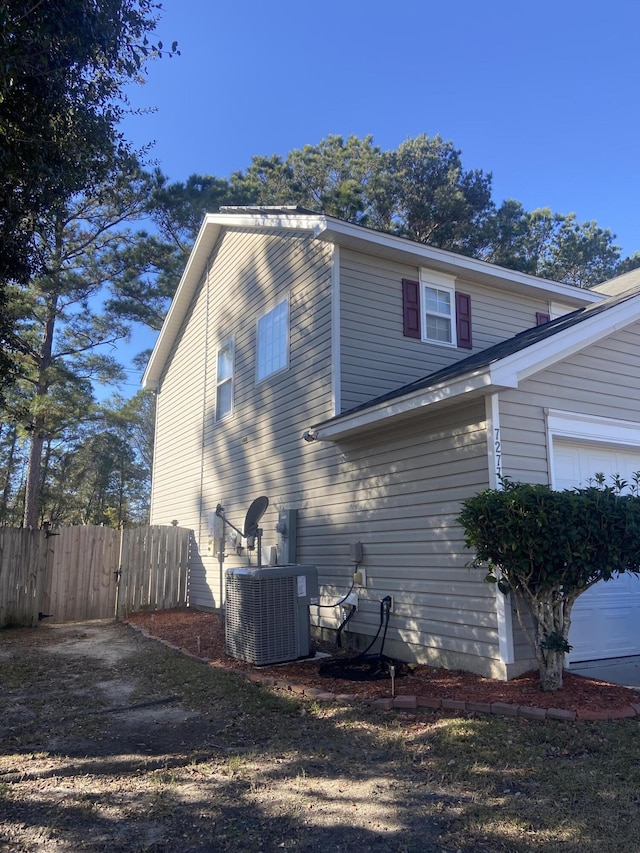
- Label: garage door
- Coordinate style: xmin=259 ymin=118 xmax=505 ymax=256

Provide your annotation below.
xmin=553 ymin=440 xmax=640 ymax=663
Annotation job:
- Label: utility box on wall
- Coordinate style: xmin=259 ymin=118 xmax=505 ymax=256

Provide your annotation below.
xmin=276 ymin=508 xmax=297 ymax=565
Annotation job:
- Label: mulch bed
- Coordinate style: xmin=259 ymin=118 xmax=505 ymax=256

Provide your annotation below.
xmin=123 ymin=608 xmax=640 ymax=718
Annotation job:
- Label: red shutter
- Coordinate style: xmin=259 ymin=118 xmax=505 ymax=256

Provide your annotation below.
xmin=536 ymin=311 xmax=550 ymax=326
xmin=455 ymin=292 xmax=472 ymax=349
xmin=402 ymin=278 xmax=421 ymax=338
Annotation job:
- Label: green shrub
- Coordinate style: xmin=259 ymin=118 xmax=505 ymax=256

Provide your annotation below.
xmin=458 ymin=476 xmax=640 ymax=690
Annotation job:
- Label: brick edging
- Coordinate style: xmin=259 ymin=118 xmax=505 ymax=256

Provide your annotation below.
xmin=245 ymin=673 xmax=640 ymax=722
xmin=125 ymin=622 xmax=640 ymax=723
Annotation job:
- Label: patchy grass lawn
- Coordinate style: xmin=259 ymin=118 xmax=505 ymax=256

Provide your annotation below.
xmin=0 ymin=621 xmax=638 ymax=852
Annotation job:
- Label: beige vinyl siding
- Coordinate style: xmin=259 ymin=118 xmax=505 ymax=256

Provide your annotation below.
xmin=339 ymin=248 xmax=560 ymax=409
xmin=296 ymin=400 xmax=502 ymax=677
xmin=193 ymin=352 xmax=500 ymax=673
xmin=510 ymin=616 xmax=535 ymax=669
xmin=197 ymin=228 xmax=334 ymax=605
xmin=460 ymin=277 xmax=550 ymax=347
xmin=499 ymin=324 xmax=640 ymax=485
xmin=550 ymin=300 xmax=579 ymax=318
xmin=150 ymin=271 xmax=209 ymax=529
xmin=150 ymin=227 xmax=334 ymax=607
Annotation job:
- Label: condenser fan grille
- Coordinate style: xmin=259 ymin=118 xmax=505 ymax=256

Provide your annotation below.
xmin=226 ymin=574 xmax=298 ymax=664
xmin=225 ymin=565 xmax=318 ymax=666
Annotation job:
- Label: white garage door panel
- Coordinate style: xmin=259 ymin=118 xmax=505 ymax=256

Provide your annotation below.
xmin=570 ymin=589 xmax=640 ymax=660
xmin=554 ymin=444 xmax=640 ymax=491
xmin=553 ymin=440 xmax=640 ymax=663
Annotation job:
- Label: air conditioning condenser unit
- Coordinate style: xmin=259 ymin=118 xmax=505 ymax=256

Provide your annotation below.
xmin=225 ymin=564 xmax=318 ymax=666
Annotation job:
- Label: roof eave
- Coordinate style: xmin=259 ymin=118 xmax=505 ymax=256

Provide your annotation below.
xmin=309 ymin=369 xmax=512 ymax=441
xmin=308 ymin=291 xmax=640 ymax=442
xmin=313 ymin=218 xmax=603 ymax=307
xmin=143 ymin=209 xmax=605 ymax=391
xmin=142 ymin=214 xmax=222 ymax=390
xmin=495 ymin=293 xmax=640 ymax=384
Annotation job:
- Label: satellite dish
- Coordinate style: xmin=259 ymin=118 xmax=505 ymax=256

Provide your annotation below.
xmin=244 ymin=496 xmax=269 ymax=537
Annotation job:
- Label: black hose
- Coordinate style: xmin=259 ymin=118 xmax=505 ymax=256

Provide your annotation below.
xmin=354 ymin=597 xmax=390 ymax=658
xmin=318 ymin=596 xmax=405 ymax=682
xmin=315 ymin=581 xmax=355 ymax=609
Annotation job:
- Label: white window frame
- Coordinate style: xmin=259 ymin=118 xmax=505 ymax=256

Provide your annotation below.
xmin=420 ymin=269 xmax=457 ymax=347
xmin=256 ymin=296 xmax=289 ymax=383
xmin=215 ymin=338 xmax=234 ymax=422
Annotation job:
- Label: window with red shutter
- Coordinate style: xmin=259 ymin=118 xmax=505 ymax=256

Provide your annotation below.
xmin=402 ymin=278 xmax=421 ymax=338
xmin=402 ymin=274 xmax=473 ymax=348
xmin=455 ymin=291 xmax=472 ymax=349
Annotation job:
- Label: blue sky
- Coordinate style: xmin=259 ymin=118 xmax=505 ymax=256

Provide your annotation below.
xmin=118 ymin=0 xmax=640 ymax=393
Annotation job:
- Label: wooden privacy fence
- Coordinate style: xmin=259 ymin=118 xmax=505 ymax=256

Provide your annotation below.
xmin=0 ymin=527 xmax=49 ymax=627
xmin=116 ymin=525 xmax=191 ymax=619
xmin=0 ymin=524 xmax=192 ymax=627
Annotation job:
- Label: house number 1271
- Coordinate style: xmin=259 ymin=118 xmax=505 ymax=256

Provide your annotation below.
xmin=494 ymin=428 xmax=502 ymax=480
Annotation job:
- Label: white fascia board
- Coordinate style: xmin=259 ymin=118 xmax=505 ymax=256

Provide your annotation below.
xmin=142 ymin=215 xmax=221 ymax=389
xmin=209 ymin=210 xmax=326 ymax=232
xmin=489 ymin=294 xmax=640 ymax=388
xmin=313 ymin=369 xmax=511 ymax=440
xmin=314 ymin=218 xmax=603 ymax=307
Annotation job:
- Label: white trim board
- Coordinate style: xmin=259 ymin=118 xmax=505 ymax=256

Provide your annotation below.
xmin=546 ymin=410 xmax=640 ymax=452
xmin=330 ymin=244 xmax=341 ymax=416
xmin=485 ymin=394 xmax=515 ymax=665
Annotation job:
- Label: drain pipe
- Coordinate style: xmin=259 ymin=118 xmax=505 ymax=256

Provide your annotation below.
xmin=217 ymin=511 xmax=226 ymax=614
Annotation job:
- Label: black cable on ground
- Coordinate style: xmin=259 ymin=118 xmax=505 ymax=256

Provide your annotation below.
xmin=318 ymin=596 xmax=408 ymax=682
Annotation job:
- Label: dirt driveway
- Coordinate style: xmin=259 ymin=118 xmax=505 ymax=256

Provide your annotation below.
xmin=2 ymin=620 xmax=639 ymax=853
xmin=0 ymin=620 xmax=459 ymax=852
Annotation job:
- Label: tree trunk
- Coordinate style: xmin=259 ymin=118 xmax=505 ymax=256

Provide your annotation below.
xmin=0 ymin=425 xmax=19 ymax=522
xmin=22 ymin=289 xmax=58 ymax=529
xmin=513 ymin=587 xmax=577 ymax=691
xmin=538 ymin=649 xmax=565 ymax=691
xmin=23 ymin=426 xmax=45 ymax=528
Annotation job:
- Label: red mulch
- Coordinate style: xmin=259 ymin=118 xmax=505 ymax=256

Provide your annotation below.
xmin=123 ymin=608 xmax=640 ymax=715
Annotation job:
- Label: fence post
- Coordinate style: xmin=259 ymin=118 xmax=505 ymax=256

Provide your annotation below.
xmin=114 ymin=524 xmax=125 ymax=620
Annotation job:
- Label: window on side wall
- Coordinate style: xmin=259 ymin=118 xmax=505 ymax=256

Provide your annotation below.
xmin=423 ymin=281 xmax=455 ymax=345
xmin=215 ymin=339 xmax=234 ymax=422
xmin=256 ymin=297 xmax=288 ymax=382
xmin=402 ymin=271 xmax=472 ymax=349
